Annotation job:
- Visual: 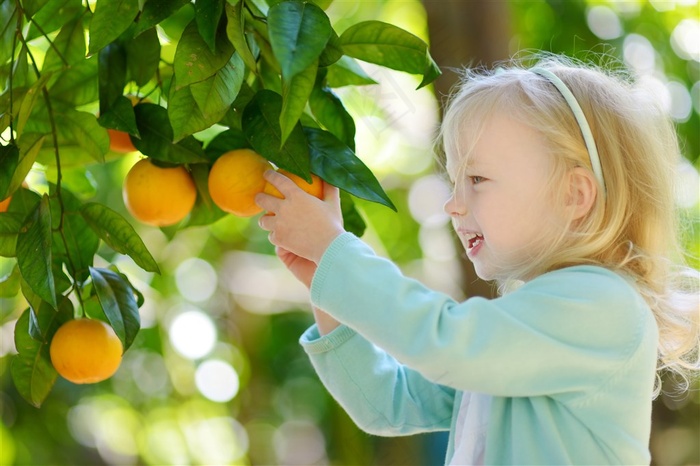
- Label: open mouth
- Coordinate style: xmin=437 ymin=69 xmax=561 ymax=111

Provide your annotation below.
xmin=466 ymin=233 xmax=484 ymax=251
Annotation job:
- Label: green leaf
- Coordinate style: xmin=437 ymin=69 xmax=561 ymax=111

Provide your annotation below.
xmin=280 ymin=59 xmax=318 ymax=146
xmin=204 ymin=128 xmax=248 ymax=160
xmin=88 ymin=0 xmax=140 ymax=56
xmin=178 ymin=163 xmax=227 ymax=227
xmin=268 ymin=0 xmax=331 ymax=79
xmin=326 ymin=56 xmax=377 ymax=87
xmin=27 ymin=297 xmax=72 ymax=341
xmin=224 ymin=1 xmax=257 ymax=72
xmin=219 ymin=82 xmax=255 ymax=131
xmin=191 ymin=51 xmax=245 ymax=117
xmin=12 ymin=134 xmax=45 ymax=195
xmin=124 ymin=27 xmax=161 ymax=86
xmin=340 ymin=190 xmax=366 ymax=237
xmin=89 ymin=267 xmax=140 ymax=351
xmin=23 ymin=0 xmax=51 ymax=18
xmin=0 ymin=143 xmax=20 ymax=200
xmin=304 ymin=127 xmax=395 ymax=210
xmin=309 ymin=83 xmax=355 ymax=150
xmin=170 ymin=52 xmax=244 ymax=142
xmin=0 ymin=263 xmax=20 ymax=298
xmin=242 ymin=90 xmax=311 ymax=181
xmin=0 ymin=1 xmax=18 ymax=66
xmin=132 ymin=103 xmax=207 ymax=163
xmin=19 ymin=276 xmax=42 ymax=316
xmin=132 ymin=0 xmax=191 ymax=37
xmin=0 ymin=88 xmax=26 ymax=135
xmin=34 ymin=109 xmax=109 ymax=165
xmin=319 ymin=30 xmax=343 ymax=67
xmin=27 ymin=0 xmax=83 ymax=39
xmin=16 ymin=74 xmax=51 ymax=138
xmin=49 ymin=60 xmax=99 ymax=106
xmin=81 ymin=202 xmax=160 ymax=274
xmin=49 ymin=186 xmax=99 ymax=283
xmin=42 ymin=16 xmax=85 ymax=73
xmin=98 ymin=95 xmax=139 ymax=136
xmin=419 ymin=55 xmax=442 ymax=89
xmin=0 ymin=213 xmax=22 ymax=257
xmin=338 ymin=21 xmax=440 ymax=88
xmin=98 ymin=42 xmax=127 ymax=115
xmin=173 ymin=18 xmax=234 ymax=89
xmin=6 ymin=187 xmax=41 ymax=216
xmin=11 ymin=303 xmax=68 ymax=407
xmin=16 ymin=195 xmax=56 ymax=308
xmin=194 ymin=0 xmax=224 ymax=52
xmin=8 ymin=44 xmax=30 ymax=88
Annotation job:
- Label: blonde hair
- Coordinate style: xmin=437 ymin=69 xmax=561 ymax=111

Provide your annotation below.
xmin=438 ymin=54 xmax=699 ymax=396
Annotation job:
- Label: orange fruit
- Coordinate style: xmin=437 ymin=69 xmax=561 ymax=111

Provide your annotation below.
xmin=123 ymin=158 xmax=197 ymax=226
xmin=50 ymin=319 xmax=123 ymax=384
xmin=263 ymin=169 xmax=324 ymax=199
xmin=0 ymin=196 xmax=10 ymax=212
xmin=208 ymin=149 xmax=273 ymax=217
xmin=108 ymin=129 xmax=137 ymax=153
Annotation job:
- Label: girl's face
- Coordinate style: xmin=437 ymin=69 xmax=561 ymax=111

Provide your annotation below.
xmin=444 ymin=112 xmax=563 ymax=280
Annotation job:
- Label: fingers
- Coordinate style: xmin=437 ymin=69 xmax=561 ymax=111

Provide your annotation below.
xmin=254 ymin=191 xmax=279 ymax=213
xmin=257 ymin=209 xmax=275 ymax=231
xmin=263 ymin=169 xmax=300 ymax=196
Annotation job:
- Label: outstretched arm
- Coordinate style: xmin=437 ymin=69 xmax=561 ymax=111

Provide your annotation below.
xmin=275 ymin=246 xmax=340 ymax=335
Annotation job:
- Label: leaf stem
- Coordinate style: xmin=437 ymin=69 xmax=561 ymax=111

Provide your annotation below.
xmin=27 ymin=15 xmax=71 ymax=68
xmin=244 ymin=0 xmax=267 ymax=22
xmin=8 ymin=0 xmax=22 ymax=144
xmin=19 ymin=36 xmax=85 ymax=312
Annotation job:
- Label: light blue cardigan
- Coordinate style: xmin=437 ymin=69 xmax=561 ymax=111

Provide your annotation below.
xmin=300 ymin=233 xmax=658 ymax=464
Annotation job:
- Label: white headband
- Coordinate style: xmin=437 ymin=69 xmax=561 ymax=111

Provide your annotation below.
xmin=531 ymin=67 xmax=606 ymax=197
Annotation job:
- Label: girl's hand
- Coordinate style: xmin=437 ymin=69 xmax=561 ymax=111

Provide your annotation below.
xmin=276 ymin=246 xmax=316 ymax=289
xmin=256 ymin=170 xmax=345 ymax=264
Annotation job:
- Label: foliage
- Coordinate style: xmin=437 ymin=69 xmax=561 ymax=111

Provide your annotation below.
xmin=0 ymin=0 xmax=438 ymax=407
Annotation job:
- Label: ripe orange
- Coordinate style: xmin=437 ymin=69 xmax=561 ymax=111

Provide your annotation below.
xmin=0 ymin=196 xmax=10 ymax=212
xmin=263 ymin=169 xmax=324 ymax=199
xmin=50 ymin=319 xmax=123 ymax=384
xmin=208 ymin=149 xmax=273 ymax=217
xmin=108 ymin=129 xmax=137 ymax=153
xmin=123 ymin=158 xmax=197 ymax=226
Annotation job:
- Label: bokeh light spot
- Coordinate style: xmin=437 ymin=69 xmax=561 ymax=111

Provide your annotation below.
xmin=671 ymin=19 xmax=700 ymax=61
xmin=169 ymin=309 xmax=217 ymax=360
xmin=195 ymin=359 xmax=240 ymax=402
xmin=586 ymin=6 xmax=622 ymax=40
xmin=408 ymin=175 xmax=451 ymax=227
xmin=175 ymin=257 xmax=217 ymax=302
xmin=623 ymin=34 xmax=656 ymax=73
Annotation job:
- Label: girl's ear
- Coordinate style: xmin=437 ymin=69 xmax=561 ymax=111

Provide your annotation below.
xmin=567 ymin=167 xmax=598 ymax=220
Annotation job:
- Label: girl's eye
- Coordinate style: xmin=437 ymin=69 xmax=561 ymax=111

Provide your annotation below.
xmin=470 ymin=176 xmax=485 ymax=185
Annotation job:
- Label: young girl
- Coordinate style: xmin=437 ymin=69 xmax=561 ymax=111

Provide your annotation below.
xmin=255 ymin=55 xmax=700 ymax=464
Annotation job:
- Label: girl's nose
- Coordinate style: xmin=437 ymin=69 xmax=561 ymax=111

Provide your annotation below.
xmin=444 ymin=193 xmax=467 ymax=217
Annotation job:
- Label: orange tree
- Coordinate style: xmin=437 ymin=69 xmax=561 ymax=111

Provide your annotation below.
xmin=0 ymin=0 xmax=438 ymax=406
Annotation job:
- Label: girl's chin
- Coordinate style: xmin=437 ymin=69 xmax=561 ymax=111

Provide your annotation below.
xmin=471 ymin=262 xmax=495 ymax=281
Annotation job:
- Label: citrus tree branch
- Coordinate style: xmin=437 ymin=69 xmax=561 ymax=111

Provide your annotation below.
xmin=19 ymin=34 xmax=85 ymax=312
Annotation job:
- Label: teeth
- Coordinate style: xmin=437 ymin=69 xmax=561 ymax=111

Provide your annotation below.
xmin=465 ymin=232 xmax=483 ymax=250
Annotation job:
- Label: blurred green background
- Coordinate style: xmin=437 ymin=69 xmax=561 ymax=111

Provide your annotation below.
xmin=1 ymin=0 xmax=698 ymax=464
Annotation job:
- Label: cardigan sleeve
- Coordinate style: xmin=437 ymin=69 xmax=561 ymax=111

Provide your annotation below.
xmin=300 ymin=323 xmax=456 ymax=436
xmin=310 ymin=233 xmax=656 ymax=400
